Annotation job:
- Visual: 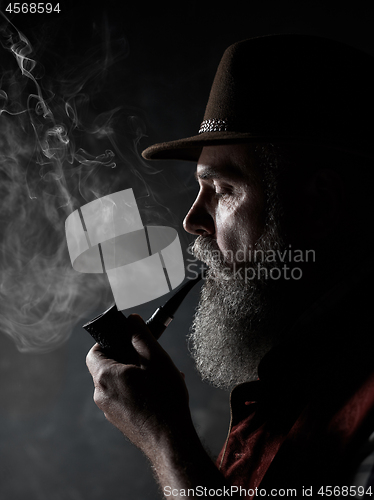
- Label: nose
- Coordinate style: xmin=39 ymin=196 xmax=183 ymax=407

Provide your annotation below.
xmin=183 ymin=193 xmax=215 ymax=236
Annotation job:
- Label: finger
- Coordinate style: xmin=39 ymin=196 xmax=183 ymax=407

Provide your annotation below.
xmin=86 ymin=342 xmax=116 ymax=376
xmin=86 ymin=342 xmax=101 ymax=372
xmin=127 ymin=314 xmax=166 ymax=364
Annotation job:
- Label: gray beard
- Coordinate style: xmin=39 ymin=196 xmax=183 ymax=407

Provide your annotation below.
xmin=188 ymin=173 xmax=286 ymax=390
xmin=188 ymin=239 xmax=284 ymax=390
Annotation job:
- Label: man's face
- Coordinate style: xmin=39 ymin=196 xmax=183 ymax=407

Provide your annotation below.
xmin=183 ymin=144 xmax=266 ymax=263
xmin=184 ymin=143 xmax=286 ymax=390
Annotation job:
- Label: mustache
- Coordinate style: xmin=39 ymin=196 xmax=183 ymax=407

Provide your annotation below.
xmin=191 ymin=236 xmax=223 ymax=265
xmin=190 ymin=236 xmax=235 ymax=280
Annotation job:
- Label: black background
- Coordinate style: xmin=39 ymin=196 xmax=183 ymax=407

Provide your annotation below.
xmin=0 ymin=1 xmax=374 ymax=499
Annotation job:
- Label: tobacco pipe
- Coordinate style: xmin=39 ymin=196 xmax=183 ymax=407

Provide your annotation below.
xmin=83 ymin=273 xmax=202 ymax=363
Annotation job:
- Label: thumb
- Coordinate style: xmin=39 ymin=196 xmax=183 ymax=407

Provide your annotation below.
xmin=126 ymin=313 xmax=164 ymax=363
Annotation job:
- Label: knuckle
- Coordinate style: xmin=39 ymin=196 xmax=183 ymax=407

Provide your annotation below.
xmin=93 ymin=387 xmax=109 ymax=409
xmin=94 ymin=365 xmax=112 ymax=389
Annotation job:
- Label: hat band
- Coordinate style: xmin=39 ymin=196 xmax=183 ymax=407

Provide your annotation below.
xmin=199 ymin=119 xmax=228 ymax=133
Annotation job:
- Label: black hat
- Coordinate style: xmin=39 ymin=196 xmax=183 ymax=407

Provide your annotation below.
xmin=142 ymin=34 xmax=374 ymax=162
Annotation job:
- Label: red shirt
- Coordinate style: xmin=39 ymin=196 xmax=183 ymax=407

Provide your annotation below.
xmin=217 ymin=278 xmax=374 ymax=498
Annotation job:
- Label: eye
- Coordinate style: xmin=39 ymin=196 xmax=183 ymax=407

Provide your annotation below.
xmin=213 ymin=182 xmax=232 ymax=198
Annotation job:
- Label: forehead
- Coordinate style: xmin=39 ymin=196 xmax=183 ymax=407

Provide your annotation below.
xmin=196 ymin=144 xmax=261 ymax=182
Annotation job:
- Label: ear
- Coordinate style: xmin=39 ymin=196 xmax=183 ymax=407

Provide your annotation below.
xmin=303 ymin=168 xmax=345 ymax=240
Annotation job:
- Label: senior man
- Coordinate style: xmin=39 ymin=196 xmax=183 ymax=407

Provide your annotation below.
xmin=86 ymin=35 xmax=374 ymax=497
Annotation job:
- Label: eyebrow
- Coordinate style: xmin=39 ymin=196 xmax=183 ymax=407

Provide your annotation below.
xmin=194 ymin=169 xmax=221 ymax=181
xmin=194 ymin=166 xmax=245 ymax=182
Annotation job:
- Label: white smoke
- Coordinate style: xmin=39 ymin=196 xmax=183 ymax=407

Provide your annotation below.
xmin=0 ymin=12 xmax=163 ymax=352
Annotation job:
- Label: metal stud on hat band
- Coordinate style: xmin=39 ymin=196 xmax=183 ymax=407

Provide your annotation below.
xmin=199 ymin=119 xmax=228 ymax=133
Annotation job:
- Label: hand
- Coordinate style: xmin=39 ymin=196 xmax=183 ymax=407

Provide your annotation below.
xmin=86 ymin=314 xmax=192 ymax=460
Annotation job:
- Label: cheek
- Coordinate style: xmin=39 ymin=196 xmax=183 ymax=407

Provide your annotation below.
xmin=215 ymin=192 xmax=265 ymax=259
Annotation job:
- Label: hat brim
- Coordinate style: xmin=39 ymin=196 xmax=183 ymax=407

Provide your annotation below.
xmin=141 ymin=131 xmax=281 ymax=162
xmin=141 ymin=131 xmax=323 ymax=162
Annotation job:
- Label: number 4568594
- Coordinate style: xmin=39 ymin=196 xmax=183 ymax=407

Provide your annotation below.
xmin=5 ymin=3 xmax=61 ymax=13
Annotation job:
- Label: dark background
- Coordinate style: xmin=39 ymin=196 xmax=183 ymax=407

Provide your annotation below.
xmin=0 ymin=1 xmax=374 ymax=499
